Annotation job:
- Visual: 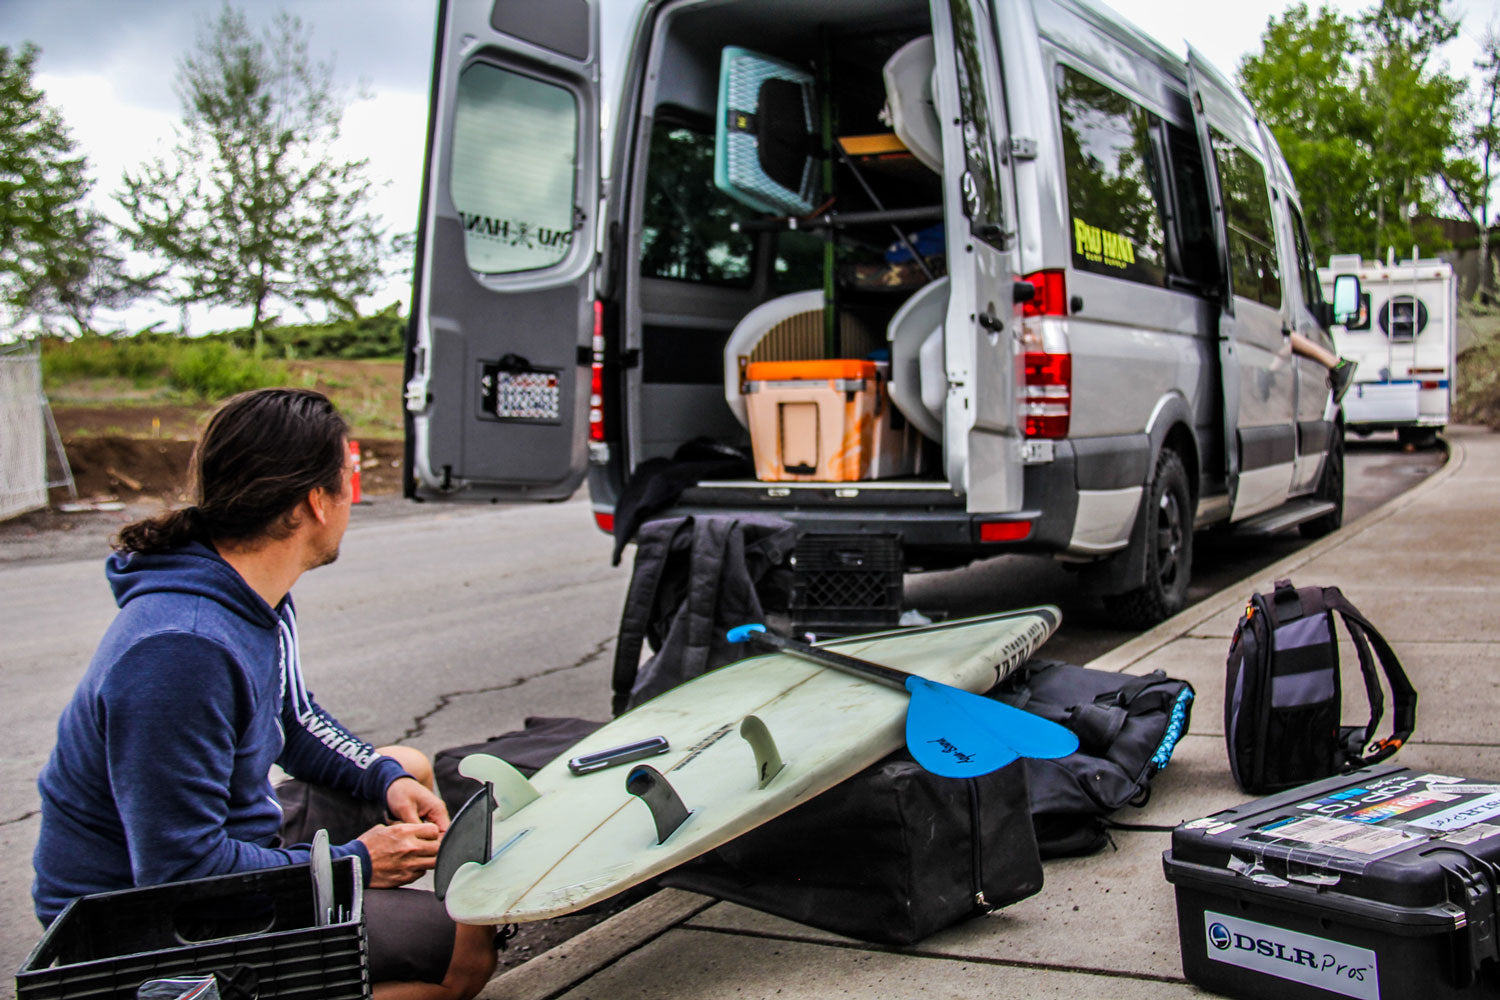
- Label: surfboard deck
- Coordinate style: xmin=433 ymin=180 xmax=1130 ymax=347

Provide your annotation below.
xmin=441 ymin=607 xmax=1060 ymax=924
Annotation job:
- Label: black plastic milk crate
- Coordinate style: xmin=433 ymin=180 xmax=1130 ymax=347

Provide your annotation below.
xmin=17 ymin=856 xmax=368 ymax=1000
xmin=789 ymin=533 xmax=903 ymax=635
xmin=1164 ymin=766 xmax=1500 ymax=1000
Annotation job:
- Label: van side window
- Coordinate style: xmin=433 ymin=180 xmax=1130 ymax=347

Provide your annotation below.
xmin=450 ymin=63 xmax=580 ymax=275
xmin=1210 ymin=130 xmax=1281 ymax=308
xmin=639 ymin=119 xmax=754 ymax=286
xmin=1288 ymin=204 xmax=1323 ymax=311
xmin=949 ymin=0 xmax=1004 ymax=237
xmin=1162 ymin=122 xmax=1217 ymax=288
xmin=1055 ymin=65 xmax=1168 ymax=287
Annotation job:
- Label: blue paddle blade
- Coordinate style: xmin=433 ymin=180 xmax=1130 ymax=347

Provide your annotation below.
xmin=904 ymin=676 xmax=1079 ymax=778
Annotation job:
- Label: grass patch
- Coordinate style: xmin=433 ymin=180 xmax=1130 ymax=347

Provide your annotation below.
xmin=41 ymin=334 xmax=284 ymax=402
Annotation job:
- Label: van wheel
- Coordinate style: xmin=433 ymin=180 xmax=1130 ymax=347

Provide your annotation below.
xmin=1299 ymin=430 xmax=1344 ymax=539
xmin=1103 ymin=449 xmax=1192 ymax=629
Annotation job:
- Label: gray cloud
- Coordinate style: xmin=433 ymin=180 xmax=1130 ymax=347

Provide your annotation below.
xmin=2 ymin=0 xmax=437 ymax=112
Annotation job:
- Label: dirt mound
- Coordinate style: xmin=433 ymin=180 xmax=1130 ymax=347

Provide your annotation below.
xmin=65 ymin=438 xmax=196 ymax=500
xmin=60 ymin=437 xmax=405 ymax=502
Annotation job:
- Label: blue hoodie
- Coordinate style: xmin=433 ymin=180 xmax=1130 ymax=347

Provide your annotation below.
xmin=33 ymin=542 xmax=407 ymax=923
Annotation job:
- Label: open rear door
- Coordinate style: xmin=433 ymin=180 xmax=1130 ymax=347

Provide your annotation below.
xmin=931 ymin=0 xmax=1022 ymax=514
xmin=406 ymin=0 xmax=600 ymax=501
xmin=1185 ymin=46 xmax=1296 ymax=519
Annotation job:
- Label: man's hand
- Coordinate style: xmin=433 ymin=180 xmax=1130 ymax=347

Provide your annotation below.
xmin=358 ymin=822 xmax=442 ymax=888
xmin=386 ymin=775 xmax=450 ymax=833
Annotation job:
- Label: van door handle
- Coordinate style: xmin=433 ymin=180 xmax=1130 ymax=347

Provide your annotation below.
xmin=978 ymin=311 xmax=1004 ymax=332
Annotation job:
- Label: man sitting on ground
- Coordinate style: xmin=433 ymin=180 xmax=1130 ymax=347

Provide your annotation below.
xmin=32 ymin=388 xmax=496 ymax=1000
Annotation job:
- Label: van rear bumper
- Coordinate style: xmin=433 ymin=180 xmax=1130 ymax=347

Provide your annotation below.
xmin=598 ymin=443 xmax=1081 ymax=565
xmin=592 ymin=433 xmax=1154 ymax=566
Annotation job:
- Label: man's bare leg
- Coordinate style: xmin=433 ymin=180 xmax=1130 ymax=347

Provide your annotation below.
xmin=371 ymin=924 xmax=498 ymax=1000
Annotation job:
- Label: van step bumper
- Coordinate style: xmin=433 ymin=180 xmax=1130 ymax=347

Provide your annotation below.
xmin=1232 ymin=499 xmax=1337 ymax=536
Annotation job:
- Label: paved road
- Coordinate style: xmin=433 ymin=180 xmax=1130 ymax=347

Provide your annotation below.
xmin=0 ymin=435 xmax=1442 ymax=979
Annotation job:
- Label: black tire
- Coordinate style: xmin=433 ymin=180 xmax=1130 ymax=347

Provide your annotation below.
xmin=1300 ymin=429 xmax=1345 ymax=539
xmin=1102 ymin=449 xmax=1193 ymax=629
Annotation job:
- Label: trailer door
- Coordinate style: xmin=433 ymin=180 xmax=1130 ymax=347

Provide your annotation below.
xmin=406 ymin=0 xmax=599 ymax=501
xmin=932 ymin=0 xmax=1023 ymax=514
xmin=1186 ymin=46 xmax=1296 ymax=519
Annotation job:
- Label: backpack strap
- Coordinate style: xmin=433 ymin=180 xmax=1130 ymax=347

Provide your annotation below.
xmin=1322 ymin=586 xmax=1417 ymax=767
xmin=611 ymin=517 xmax=694 ymax=716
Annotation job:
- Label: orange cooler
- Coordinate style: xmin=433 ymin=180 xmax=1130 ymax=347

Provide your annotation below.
xmin=743 ymin=359 xmax=921 ymax=482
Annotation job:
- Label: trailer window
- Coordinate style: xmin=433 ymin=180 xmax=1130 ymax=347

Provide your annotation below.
xmin=640 ymin=121 xmax=754 ymax=286
xmin=1379 ymin=295 xmax=1427 ymax=339
xmin=450 ymin=64 xmax=580 ymax=275
xmin=1055 ymin=66 xmax=1168 ymax=287
xmin=1210 ymin=130 xmax=1281 ymax=309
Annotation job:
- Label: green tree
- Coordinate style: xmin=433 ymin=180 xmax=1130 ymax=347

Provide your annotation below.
xmin=1239 ymin=0 xmax=1467 ymax=259
xmin=117 ymin=5 xmax=393 ymax=355
xmin=1358 ymin=0 xmax=1463 ymax=254
xmin=1441 ymin=25 xmax=1500 ymax=299
xmin=0 ymin=44 xmax=138 ymax=333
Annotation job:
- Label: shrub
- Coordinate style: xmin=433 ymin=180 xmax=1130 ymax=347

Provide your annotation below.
xmin=40 ymin=332 xmax=176 ymax=385
xmin=167 ymin=341 xmax=283 ymax=399
xmin=215 ymin=304 xmax=408 ymax=360
xmin=39 ymin=332 xmax=284 ymax=400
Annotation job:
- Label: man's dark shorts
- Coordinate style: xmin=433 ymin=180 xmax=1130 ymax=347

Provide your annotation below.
xmin=277 ymin=779 xmax=455 ymax=986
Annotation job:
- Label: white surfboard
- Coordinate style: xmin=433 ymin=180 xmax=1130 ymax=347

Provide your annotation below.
xmin=441 ymin=608 xmax=1060 ymax=924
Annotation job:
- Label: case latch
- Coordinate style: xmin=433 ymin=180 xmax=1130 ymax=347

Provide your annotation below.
xmin=1443 ymin=863 xmax=1499 ymax=986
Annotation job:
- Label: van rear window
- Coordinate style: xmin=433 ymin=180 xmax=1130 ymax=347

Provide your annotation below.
xmin=1055 ymin=65 xmax=1168 ymax=287
xmin=450 ymin=63 xmax=580 ymax=275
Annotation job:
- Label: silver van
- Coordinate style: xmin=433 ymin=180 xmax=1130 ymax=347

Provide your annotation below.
xmin=405 ymin=0 xmax=1345 ymax=626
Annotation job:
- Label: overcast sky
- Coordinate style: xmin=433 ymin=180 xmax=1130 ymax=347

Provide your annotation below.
xmin=3 ymin=0 xmax=1499 ymax=333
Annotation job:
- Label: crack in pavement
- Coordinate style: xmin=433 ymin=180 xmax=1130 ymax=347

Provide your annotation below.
xmin=0 ymin=809 xmax=39 ymax=828
xmin=399 ymin=637 xmax=613 ymax=742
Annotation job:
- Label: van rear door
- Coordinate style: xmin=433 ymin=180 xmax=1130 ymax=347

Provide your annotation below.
xmin=1186 ymin=47 xmax=1297 ymax=519
xmin=406 ymin=0 xmax=600 ymax=501
xmin=932 ymin=0 xmax=1023 ymax=514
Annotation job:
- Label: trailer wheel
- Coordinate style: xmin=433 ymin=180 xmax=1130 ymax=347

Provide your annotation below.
xmin=1397 ymin=426 xmax=1440 ymax=450
xmin=1300 ymin=429 xmax=1344 ymax=539
xmin=1103 ymin=449 xmax=1193 ymax=629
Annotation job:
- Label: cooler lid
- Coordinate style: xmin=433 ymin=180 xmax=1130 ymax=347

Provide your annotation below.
xmin=745 ymin=359 xmax=882 ymax=382
xmin=1167 ymin=768 xmax=1500 ymax=914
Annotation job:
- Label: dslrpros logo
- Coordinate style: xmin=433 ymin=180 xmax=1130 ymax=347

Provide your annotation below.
xmin=1208 ymin=923 xmax=1233 ymax=951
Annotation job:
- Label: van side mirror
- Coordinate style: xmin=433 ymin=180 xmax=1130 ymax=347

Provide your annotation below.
xmin=1331 ymin=274 xmax=1362 ymax=326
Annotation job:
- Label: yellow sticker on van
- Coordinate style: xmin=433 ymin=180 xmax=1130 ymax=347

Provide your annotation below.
xmin=1073 ymin=218 xmax=1136 ymax=269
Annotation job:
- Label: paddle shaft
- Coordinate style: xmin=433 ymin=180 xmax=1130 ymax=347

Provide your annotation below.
xmin=740 ymin=630 xmax=912 ymax=690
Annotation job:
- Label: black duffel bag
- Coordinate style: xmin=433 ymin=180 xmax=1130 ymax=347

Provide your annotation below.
xmin=659 ymin=748 xmax=1042 ymax=945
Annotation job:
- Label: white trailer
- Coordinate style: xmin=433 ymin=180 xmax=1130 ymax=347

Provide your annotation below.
xmin=1319 ymin=253 xmax=1456 ymax=447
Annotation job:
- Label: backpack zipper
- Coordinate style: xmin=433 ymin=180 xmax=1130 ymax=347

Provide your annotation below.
xmin=968 ymin=779 xmax=991 ymax=911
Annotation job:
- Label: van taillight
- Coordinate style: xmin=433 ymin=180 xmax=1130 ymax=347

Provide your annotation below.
xmin=1019 ymin=270 xmax=1070 ymax=438
xmin=589 ymin=300 xmax=605 ymax=442
xmin=1021 ymin=269 xmax=1067 ymax=317
xmin=1023 ymin=351 xmax=1071 ymax=438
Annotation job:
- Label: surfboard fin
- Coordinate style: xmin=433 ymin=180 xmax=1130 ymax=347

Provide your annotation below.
xmin=626 ymin=764 xmax=690 ymax=844
xmin=459 ymin=752 xmax=540 ymax=819
xmin=434 ymin=783 xmax=492 ymax=901
xmin=739 ymin=715 xmax=785 ymax=788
